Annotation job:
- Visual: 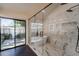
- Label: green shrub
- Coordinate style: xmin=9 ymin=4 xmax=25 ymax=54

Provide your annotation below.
xmin=15 ymin=33 xmax=25 ymax=39
xmin=1 ymin=33 xmax=12 ymax=43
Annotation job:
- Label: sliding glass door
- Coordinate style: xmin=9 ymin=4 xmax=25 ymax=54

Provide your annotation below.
xmin=0 ymin=17 xmax=26 ymax=50
xmin=15 ymin=21 xmax=25 ymax=46
xmin=1 ymin=18 xmax=15 ymax=50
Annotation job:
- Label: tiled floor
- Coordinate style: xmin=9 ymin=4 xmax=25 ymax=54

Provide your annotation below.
xmin=0 ymin=45 xmax=37 ymax=56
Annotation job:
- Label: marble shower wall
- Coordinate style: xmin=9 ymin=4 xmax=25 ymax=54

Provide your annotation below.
xmin=43 ymin=3 xmax=79 ymax=55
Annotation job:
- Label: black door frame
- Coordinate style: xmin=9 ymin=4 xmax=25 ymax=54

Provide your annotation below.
xmin=0 ymin=16 xmax=26 ymax=51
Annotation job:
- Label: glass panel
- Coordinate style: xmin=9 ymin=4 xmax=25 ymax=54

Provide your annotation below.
xmin=1 ymin=18 xmax=15 ymax=50
xmin=15 ymin=21 xmax=25 ymax=46
xmin=30 ymin=12 xmax=44 ymax=55
xmin=0 ymin=18 xmax=26 ymax=50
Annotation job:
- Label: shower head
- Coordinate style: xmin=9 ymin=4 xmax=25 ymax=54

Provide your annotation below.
xmin=66 ymin=9 xmax=73 ymax=12
xmin=66 ymin=4 xmax=79 ymax=12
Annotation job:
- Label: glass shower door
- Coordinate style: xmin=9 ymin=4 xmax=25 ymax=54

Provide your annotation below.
xmin=30 ymin=12 xmax=44 ymax=55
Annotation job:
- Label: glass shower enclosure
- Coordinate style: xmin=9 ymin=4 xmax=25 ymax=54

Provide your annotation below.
xmin=29 ymin=11 xmax=48 ymax=56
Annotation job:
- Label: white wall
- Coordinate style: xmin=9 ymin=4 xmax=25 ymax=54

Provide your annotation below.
xmin=43 ymin=3 xmax=79 ymax=56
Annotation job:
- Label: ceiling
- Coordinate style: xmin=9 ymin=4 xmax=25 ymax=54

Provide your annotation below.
xmin=32 ymin=3 xmax=60 ymax=21
xmin=0 ymin=3 xmax=49 ymax=20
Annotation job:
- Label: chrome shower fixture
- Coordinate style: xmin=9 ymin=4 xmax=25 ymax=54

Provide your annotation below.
xmin=66 ymin=4 xmax=79 ymax=12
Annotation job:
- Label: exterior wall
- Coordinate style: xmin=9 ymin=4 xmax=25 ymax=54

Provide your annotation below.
xmin=43 ymin=3 xmax=79 ymax=55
